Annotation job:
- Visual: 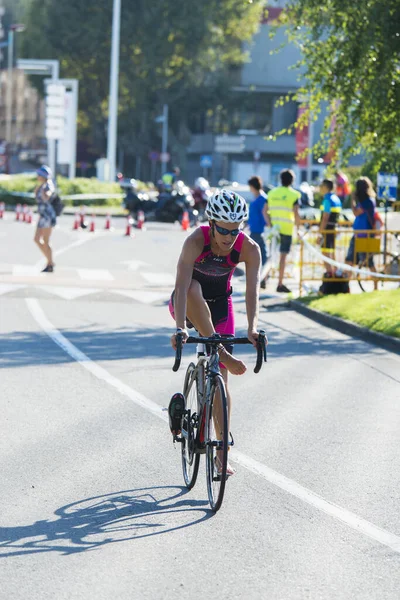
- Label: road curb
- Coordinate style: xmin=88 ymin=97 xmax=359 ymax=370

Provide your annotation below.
xmin=290 ymin=299 xmax=400 ymax=355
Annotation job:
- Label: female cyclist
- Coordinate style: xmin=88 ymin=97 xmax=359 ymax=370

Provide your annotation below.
xmin=169 ymin=189 xmax=265 ymax=475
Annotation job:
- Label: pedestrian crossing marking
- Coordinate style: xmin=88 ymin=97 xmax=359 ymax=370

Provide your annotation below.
xmin=114 ymin=289 xmax=170 ymax=304
xmin=36 ymin=286 xmax=101 ymax=300
xmin=78 ymin=269 xmax=114 ymax=281
xmin=142 ymin=272 xmax=175 ymax=286
xmin=0 ymin=283 xmax=26 ymax=295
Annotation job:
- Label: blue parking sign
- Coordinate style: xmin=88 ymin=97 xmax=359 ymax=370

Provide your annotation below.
xmin=200 ymin=155 xmax=213 ymax=168
xmin=377 ymin=172 xmax=398 ymax=200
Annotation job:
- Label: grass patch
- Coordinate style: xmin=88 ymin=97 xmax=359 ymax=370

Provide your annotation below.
xmin=299 ymin=289 xmax=400 ymax=338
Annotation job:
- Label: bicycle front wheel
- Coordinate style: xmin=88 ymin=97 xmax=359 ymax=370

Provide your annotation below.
xmin=205 ymin=374 xmax=228 ymax=512
xmin=181 ymin=363 xmax=201 ymax=489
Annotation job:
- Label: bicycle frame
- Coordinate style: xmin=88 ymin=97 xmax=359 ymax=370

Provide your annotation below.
xmin=183 ymin=343 xmax=223 ymax=453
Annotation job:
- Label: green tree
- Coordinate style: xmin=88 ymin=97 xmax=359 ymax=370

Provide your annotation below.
xmin=21 ymin=0 xmax=265 ymax=169
xmin=274 ymin=0 xmax=400 ymax=168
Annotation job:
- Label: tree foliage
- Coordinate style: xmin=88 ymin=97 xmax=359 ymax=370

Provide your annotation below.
xmin=275 ymin=0 xmax=400 ymax=168
xmin=21 ymin=0 xmax=264 ymax=166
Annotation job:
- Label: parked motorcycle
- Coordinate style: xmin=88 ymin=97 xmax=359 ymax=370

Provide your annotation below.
xmin=152 ymin=181 xmax=198 ymax=225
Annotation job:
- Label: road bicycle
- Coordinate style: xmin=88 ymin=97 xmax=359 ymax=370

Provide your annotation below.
xmin=171 ymin=332 xmax=267 ymax=512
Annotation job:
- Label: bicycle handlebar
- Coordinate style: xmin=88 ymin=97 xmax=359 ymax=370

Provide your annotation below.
xmin=172 ymin=330 xmax=267 ymax=374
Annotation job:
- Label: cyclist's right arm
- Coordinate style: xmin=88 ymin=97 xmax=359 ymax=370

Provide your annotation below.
xmin=172 ymin=229 xmax=204 ymax=349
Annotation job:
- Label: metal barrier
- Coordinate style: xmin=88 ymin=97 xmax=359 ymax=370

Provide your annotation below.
xmin=298 ymin=226 xmax=400 ymax=295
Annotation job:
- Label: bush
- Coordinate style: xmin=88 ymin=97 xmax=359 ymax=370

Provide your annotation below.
xmin=0 ymin=175 xmax=149 ymax=207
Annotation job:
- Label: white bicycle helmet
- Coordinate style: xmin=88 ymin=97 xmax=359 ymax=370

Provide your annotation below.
xmin=205 ymin=189 xmax=248 ymax=223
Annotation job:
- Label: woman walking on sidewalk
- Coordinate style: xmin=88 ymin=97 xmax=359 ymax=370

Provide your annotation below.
xmin=34 ymin=165 xmax=56 ymax=273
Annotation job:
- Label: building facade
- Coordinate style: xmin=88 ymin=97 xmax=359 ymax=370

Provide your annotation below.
xmin=185 ymin=3 xmax=325 ymax=186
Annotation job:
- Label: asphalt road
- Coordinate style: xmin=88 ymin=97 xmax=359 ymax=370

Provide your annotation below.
xmin=1 ymin=213 xmax=400 ymax=600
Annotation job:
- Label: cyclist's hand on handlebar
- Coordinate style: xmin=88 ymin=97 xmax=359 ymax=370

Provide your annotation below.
xmin=171 ymin=328 xmax=189 ymax=350
xmin=247 ymin=329 xmax=268 ymax=348
xmin=247 ymin=329 xmax=259 ymax=348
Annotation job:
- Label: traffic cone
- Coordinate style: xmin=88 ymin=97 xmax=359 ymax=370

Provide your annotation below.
xmin=26 ymin=210 xmax=32 ymax=225
xmin=181 ymin=210 xmax=190 ymax=232
xmin=0 ymin=202 xmax=4 ymax=219
xmin=89 ymin=213 xmax=96 ymax=233
xmin=22 ymin=204 xmax=28 ymax=222
xmin=80 ymin=205 xmax=87 ymax=229
xmin=104 ymin=213 xmax=112 ymax=230
xmin=136 ymin=210 xmax=145 ymax=230
xmin=73 ymin=212 xmax=80 ymax=230
xmin=124 ymin=215 xmax=135 ymax=237
xmin=15 ymin=204 xmax=21 ymax=221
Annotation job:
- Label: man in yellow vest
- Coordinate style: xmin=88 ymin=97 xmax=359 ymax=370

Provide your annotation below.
xmin=267 ymin=169 xmax=301 ymax=293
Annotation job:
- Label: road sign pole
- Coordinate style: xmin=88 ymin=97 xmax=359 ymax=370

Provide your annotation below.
xmin=6 ymin=29 xmax=14 ymax=144
xmin=106 ymin=0 xmax=121 ymax=183
xmin=161 ymin=104 xmax=169 ymax=174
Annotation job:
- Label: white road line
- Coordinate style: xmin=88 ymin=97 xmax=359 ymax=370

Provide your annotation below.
xmin=113 ymin=289 xmax=170 ymax=304
xmin=0 ymin=283 xmax=26 ymax=295
xmin=34 ymin=234 xmax=105 ymax=271
xmin=37 ymin=286 xmax=101 ymax=300
xmin=25 ymin=296 xmax=400 ymax=555
xmin=142 ymin=272 xmax=175 ymax=286
xmin=78 ymin=268 xmax=114 ymax=281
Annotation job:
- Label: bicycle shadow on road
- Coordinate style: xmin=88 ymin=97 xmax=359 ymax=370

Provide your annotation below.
xmin=0 ymin=486 xmax=211 ymax=558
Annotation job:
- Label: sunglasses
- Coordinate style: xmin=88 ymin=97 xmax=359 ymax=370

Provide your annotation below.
xmin=214 ymin=223 xmax=242 ymax=237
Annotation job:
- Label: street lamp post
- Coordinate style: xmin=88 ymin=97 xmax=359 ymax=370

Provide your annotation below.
xmin=106 ymin=0 xmax=121 ymax=182
xmin=6 ymin=24 xmax=25 ymax=145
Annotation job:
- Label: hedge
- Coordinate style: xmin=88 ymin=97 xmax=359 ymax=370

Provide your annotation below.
xmin=0 ymin=175 xmax=151 ymax=207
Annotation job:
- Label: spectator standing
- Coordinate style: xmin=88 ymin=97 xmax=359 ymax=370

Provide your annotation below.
xmin=335 ymin=170 xmax=351 ymax=204
xmin=318 ymin=178 xmax=342 ymax=274
xmin=345 ymin=177 xmax=378 ymax=290
xmin=34 ymin=165 xmax=56 ymax=272
xmin=267 ymin=169 xmax=301 ymax=293
xmin=247 ymin=175 xmax=271 ymax=289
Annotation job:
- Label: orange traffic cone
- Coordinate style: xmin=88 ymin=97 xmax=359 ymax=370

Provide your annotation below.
xmin=26 ymin=210 xmax=32 ymax=224
xmin=124 ymin=215 xmax=135 ymax=237
xmin=181 ymin=210 xmax=190 ymax=231
xmin=104 ymin=213 xmax=112 ymax=230
xmin=15 ymin=203 xmax=21 ymax=221
xmin=136 ymin=210 xmax=145 ymax=230
xmin=0 ymin=202 xmax=4 ymax=219
xmin=89 ymin=213 xmax=96 ymax=232
xmin=22 ymin=204 xmax=28 ymax=222
xmin=73 ymin=212 xmax=80 ymax=230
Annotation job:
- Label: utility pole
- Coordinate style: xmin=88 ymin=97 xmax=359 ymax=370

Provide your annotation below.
xmin=106 ymin=0 xmax=121 ymax=182
xmin=6 ymin=24 xmax=25 ymax=145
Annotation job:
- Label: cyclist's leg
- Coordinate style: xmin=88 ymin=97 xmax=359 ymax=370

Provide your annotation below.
xmin=212 ymin=297 xmax=238 ymax=475
xmin=186 ymin=281 xmax=245 ymax=375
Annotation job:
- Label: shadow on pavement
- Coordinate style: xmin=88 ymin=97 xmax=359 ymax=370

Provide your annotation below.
xmin=0 ymin=317 xmax=377 ymax=369
xmin=0 ymin=486 xmax=211 ymax=558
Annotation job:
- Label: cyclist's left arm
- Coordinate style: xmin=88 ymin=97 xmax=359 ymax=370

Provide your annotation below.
xmin=242 ymin=238 xmax=262 ymax=346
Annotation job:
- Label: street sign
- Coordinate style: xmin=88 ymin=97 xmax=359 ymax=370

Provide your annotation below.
xmin=215 ymin=135 xmax=245 ymax=154
xmin=200 ymin=155 xmax=213 ymax=168
xmin=159 ymin=152 xmax=170 ymax=163
xmin=58 ymin=91 xmax=75 ymax=164
xmin=45 ymin=82 xmax=66 ymax=140
xmin=377 ymin=173 xmax=398 ymax=201
xmin=148 ymin=151 xmax=160 ymax=162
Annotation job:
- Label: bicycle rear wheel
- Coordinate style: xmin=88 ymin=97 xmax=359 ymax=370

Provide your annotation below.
xmin=357 ymin=252 xmax=399 ymax=292
xmin=205 ymin=374 xmax=228 ymax=512
xmin=181 ymin=363 xmax=201 ymax=489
